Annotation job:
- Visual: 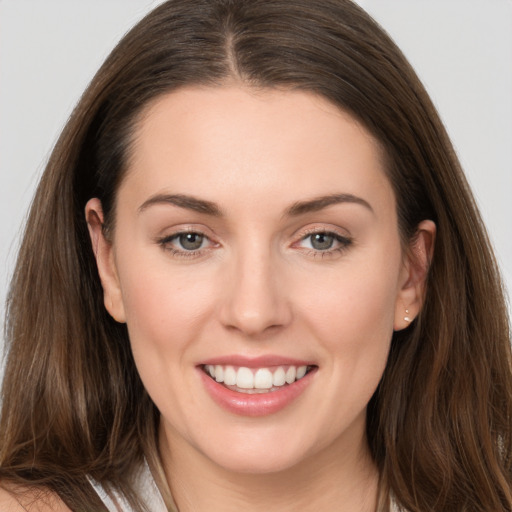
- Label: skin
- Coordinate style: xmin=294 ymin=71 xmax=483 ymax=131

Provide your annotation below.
xmin=86 ymin=86 xmax=435 ymax=511
xmin=0 ymin=485 xmax=71 ymax=512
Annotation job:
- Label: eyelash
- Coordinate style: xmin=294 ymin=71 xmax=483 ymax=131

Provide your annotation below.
xmin=156 ymin=228 xmax=353 ymax=259
xmin=294 ymin=228 xmax=353 ymax=258
xmin=156 ymin=230 xmax=215 ymax=259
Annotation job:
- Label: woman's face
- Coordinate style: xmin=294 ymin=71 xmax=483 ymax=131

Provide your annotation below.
xmin=88 ymin=86 xmax=429 ymax=474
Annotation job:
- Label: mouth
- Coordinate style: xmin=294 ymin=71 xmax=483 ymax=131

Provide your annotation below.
xmin=202 ymin=364 xmax=316 ymax=394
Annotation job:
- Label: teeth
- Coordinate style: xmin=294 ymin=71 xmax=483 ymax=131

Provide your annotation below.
xmin=236 ymin=367 xmax=254 ymax=389
xmin=272 ymin=367 xmax=286 ymax=387
xmin=296 ymin=366 xmax=307 ymax=379
xmin=223 ymin=365 xmax=237 ymax=386
xmin=204 ymin=364 xmax=311 ymax=390
xmin=254 ymin=368 xmax=273 ymax=389
xmin=285 ymin=366 xmax=296 ymax=384
xmin=214 ymin=365 xmax=224 ymax=383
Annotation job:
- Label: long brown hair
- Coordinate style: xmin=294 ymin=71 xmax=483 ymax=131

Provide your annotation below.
xmin=1 ymin=1 xmax=510 ymax=510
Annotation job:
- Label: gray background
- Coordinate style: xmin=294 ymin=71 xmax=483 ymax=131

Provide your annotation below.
xmin=1 ymin=1 xmax=511 ymax=374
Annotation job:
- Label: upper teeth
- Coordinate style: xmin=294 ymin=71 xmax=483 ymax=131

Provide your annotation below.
xmin=205 ymin=365 xmax=308 ymax=389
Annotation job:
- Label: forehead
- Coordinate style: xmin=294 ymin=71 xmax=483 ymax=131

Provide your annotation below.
xmin=120 ymin=86 xmax=394 ymax=217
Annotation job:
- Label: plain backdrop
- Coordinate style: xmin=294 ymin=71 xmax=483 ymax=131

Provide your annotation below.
xmin=1 ymin=1 xmax=511 ymax=374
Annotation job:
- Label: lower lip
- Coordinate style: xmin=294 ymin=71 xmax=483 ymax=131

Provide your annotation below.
xmin=198 ymin=367 xmax=316 ymax=417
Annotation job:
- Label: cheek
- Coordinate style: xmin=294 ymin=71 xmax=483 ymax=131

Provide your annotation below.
xmin=295 ymin=249 xmax=401 ymax=392
xmin=115 ymin=255 xmax=218 ymax=358
xmin=115 ymin=260 xmax=222 ymax=421
xmin=300 ymin=259 xmax=399 ymax=339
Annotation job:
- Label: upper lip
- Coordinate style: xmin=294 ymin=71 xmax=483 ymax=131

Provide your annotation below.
xmin=198 ymin=355 xmax=315 ymax=368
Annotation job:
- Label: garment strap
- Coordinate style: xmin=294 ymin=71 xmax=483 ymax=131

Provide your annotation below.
xmin=87 ymin=460 xmax=167 ymax=512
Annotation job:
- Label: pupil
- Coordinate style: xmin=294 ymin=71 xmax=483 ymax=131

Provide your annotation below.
xmin=179 ymin=233 xmax=203 ymax=250
xmin=311 ymin=233 xmax=334 ymax=250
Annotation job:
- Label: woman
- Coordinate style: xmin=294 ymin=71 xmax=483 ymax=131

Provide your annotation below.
xmin=0 ymin=0 xmax=510 ymax=510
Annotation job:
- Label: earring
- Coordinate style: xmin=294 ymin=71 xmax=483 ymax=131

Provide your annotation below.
xmin=404 ymin=309 xmax=412 ymax=323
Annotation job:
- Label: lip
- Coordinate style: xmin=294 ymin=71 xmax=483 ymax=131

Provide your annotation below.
xmin=199 ymin=354 xmax=314 ymax=368
xmin=198 ymin=362 xmax=317 ymax=417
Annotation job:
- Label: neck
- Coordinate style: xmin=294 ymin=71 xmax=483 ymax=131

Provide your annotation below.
xmin=159 ymin=419 xmax=379 ymax=512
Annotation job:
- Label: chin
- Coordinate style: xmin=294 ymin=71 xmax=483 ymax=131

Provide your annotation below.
xmin=194 ymin=426 xmax=319 ymax=476
xmin=208 ymin=447 xmax=308 ymax=475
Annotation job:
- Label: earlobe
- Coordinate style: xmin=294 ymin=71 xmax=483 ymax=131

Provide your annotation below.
xmin=394 ymin=220 xmax=436 ymax=331
xmin=85 ymin=198 xmax=126 ymax=323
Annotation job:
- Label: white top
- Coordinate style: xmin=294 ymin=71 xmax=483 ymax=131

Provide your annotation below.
xmin=87 ymin=461 xmax=167 ymax=512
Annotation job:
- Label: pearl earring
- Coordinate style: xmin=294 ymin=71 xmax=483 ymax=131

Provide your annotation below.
xmin=404 ymin=309 xmax=412 ymax=323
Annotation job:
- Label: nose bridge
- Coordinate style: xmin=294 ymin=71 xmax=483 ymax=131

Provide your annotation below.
xmin=220 ymin=236 xmax=290 ymax=335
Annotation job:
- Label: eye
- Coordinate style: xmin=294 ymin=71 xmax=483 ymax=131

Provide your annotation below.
xmin=175 ymin=232 xmax=206 ymax=251
xmin=297 ymin=230 xmax=352 ymax=254
xmin=308 ymin=233 xmax=336 ymax=251
xmin=157 ymin=230 xmax=214 ymax=257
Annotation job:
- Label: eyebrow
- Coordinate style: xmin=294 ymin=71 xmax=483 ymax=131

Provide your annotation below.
xmin=137 ymin=192 xmax=373 ymax=217
xmin=138 ymin=193 xmax=223 ymax=216
xmin=285 ymin=193 xmax=374 ymax=216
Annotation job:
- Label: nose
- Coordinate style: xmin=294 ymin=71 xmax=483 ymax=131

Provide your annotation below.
xmin=219 ymin=245 xmax=292 ymax=337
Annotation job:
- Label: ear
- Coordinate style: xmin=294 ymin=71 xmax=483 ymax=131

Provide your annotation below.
xmin=85 ymin=198 xmax=126 ymax=323
xmin=394 ymin=220 xmax=436 ymax=331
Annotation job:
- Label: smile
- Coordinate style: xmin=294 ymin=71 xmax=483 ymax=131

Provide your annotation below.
xmin=203 ymin=364 xmax=311 ymax=394
xmin=199 ymin=360 xmax=317 ymax=416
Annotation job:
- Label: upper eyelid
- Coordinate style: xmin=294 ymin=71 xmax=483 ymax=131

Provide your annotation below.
xmin=292 ymin=224 xmax=351 ymax=240
xmin=155 ymin=224 xmax=352 ymax=246
xmin=295 ymin=232 xmax=352 ymax=246
xmin=292 ymin=224 xmax=353 ymax=247
xmin=156 ymin=224 xmax=217 ymax=240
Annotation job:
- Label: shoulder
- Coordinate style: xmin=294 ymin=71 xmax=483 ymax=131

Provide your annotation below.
xmin=0 ymin=483 xmax=71 ymax=512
